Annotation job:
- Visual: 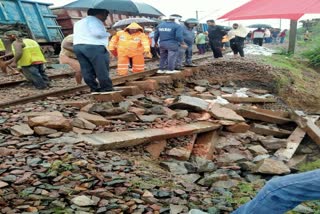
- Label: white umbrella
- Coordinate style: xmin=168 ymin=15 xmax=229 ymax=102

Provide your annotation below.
xmin=112 ymin=17 xmax=157 ymax=28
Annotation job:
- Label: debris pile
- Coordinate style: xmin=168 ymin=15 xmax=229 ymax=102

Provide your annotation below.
xmin=1 ymin=61 xmax=320 ymax=213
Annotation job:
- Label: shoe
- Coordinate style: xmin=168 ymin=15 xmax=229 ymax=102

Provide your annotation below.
xmin=165 ymin=70 xmax=181 ymax=74
xmin=157 ymin=69 xmax=166 ymax=74
xmin=184 ymin=63 xmax=197 ymax=67
xmin=175 ymin=67 xmax=184 ymax=71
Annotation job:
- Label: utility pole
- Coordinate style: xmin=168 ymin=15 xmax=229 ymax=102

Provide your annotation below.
xmin=195 ymin=10 xmax=204 ymax=20
xmin=288 ymin=19 xmax=297 ymax=54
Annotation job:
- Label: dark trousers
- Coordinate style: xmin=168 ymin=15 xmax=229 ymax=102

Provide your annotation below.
xmin=230 ymin=37 xmax=245 ymax=57
xmin=209 ymin=40 xmax=223 ymax=58
xmin=21 ymin=64 xmax=49 ymax=89
xmin=74 ymin=44 xmax=113 ymax=92
xmin=253 ymin=38 xmax=263 ymax=46
xmin=151 ymin=46 xmax=160 ymax=58
xmin=197 ymin=44 xmax=206 ymax=54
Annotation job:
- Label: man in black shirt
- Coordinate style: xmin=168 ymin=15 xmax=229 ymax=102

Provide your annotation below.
xmin=206 ymin=20 xmax=226 ymax=58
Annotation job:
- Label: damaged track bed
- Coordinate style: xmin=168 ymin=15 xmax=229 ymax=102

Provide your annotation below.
xmin=0 ymin=58 xmax=163 ymax=88
xmin=1 ymin=57 xmax=320 ymax=213
xmin=0 ymin=54 xmax=212 ymax=108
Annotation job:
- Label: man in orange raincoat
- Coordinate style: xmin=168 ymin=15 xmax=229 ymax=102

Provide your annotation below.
xmin=109 ymin=22 xmax=151 ymax=76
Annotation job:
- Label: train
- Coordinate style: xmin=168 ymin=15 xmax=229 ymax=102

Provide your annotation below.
xmin=0 ymin=0 xmax=163 ymax=55
xmin=0 ymin=0 xmax=64 ymax=55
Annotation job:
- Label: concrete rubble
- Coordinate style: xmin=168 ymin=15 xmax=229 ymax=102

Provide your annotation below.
xmin=0 ymin=61 xmax=320 ymax=214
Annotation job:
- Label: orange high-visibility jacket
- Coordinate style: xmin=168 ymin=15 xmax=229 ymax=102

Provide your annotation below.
xmin=109 ymin=22 xmax=150 ymax=57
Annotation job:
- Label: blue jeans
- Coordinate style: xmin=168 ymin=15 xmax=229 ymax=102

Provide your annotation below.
xmin=159 ymin=45 xmax=178 ymax=71
xmin=21 ymin=64 xmax=49 ymax=89
xmin=280 ymin=37 xmax=285 ymax=44
xmin=74 ymin=44 xmax=113 ymax=92
xmin=233 ymin=169 xmax=320 ymax=214
xmin=176 ymin=45 xmax=193 ymax=67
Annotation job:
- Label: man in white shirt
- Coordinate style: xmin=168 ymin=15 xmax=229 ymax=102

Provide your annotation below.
xmin=252 ymin=28 xmax=265 ymax=46
xmin=73 ymin=8 xmax=113 ymax=92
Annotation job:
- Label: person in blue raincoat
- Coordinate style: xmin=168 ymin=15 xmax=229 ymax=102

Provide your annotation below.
xmin=176 ymin=18 xmax=199 ymax=70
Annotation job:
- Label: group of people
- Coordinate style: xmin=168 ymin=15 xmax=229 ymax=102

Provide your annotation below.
xmin=0 ymin=8 xmax=288 ymax=92
xmin=247 ymin=28 xmax=288 ymax=46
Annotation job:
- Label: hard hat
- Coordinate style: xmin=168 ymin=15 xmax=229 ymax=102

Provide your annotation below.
xmin=185 ymin=18 xmax=199 ymax=25
xmin=161 ymin=16 xmax=173 ymax=21
xmin=4 ymin=30 xmax=21 ymax=37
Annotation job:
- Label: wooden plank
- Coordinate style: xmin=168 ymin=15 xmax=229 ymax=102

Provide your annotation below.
xmin=81 ymin=122 xmax=221 ymax=150
xmin=250 ymin=123 xmax=292 ymax=137
xmin=274 ymin=127 xmax=306 ymax=161
xmin=292 ymin=114 xmax=320 ymax=146
xmin=224 ymin=97 xmax=276 ymax=103
xmin=304 ymin=118 xmax=320 ymax=145
xmin=236 ymin=108 xmax=292 ymax=124
xmin=250 ymin=108 xmax=290 ymax=118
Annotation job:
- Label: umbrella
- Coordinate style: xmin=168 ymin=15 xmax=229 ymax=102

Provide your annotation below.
xmin=247 ymin=24 xmax=272 ymax=28
xmin=64 ymin=0 xmax=164 ymax=17
xmin=112 ymin=17 xmax=157 ymax=28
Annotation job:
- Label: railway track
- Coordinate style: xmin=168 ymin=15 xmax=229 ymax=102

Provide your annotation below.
xmin=0 ymin=58 xmax=159 ymax=88
xmin=0 ymin=54 xmax=213 ymax=109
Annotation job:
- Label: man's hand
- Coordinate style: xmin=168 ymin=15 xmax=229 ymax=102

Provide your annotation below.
xmin=181 ymin=44 xmax=188 ymax=49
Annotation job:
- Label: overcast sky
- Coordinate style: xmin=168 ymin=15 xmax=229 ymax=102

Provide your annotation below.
xmin=37 ymin=0 xmax=320 ymax=29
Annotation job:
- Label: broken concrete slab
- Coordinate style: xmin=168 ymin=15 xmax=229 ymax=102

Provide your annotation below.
xmin=274 ymin=127 xmax=306 ymax=161
xmin=62 ymin=100 xmax=90 ymax=108
xmin=248 ymin=145 xmax=268 ymax=155
xmin=250 ymin=123 xmax=291 ymax=137
xmin=145 ymin=140 xmax=167 ymax=159
xmin=224 ymin=97 xmax=276 ymax=103
xmin=226 ymin=122 xmax=250 ymax=133
xmin=77 ymin=112 xmax=110 ymax=126
xmin=91 ymin=91 xmax=124 ymax=103
xmin=28 ymin=116 xmax=72 ymax=131
xmin=114 ymin=86 xmax=142 ymax=96
xmin=255 ymin=158 xmax=290 ymax=175
xmin=236 ymin=108 xmax=292 ymax=124
xmin=10 ymin=124 xmax=34 ymax=137
xmin=146 ymin=76 xmax=173 ymax=84
xmin=129 ymin=107 xmax=145 ymax=116
xmin=192 ymin=131 xmax=220 ymax=160
xmin=259 ymin=137 xmax=288 ymax=150
xmin=209 ymin=104 xmax=245 ymax=122
xmin=138 ymin=115 xmax=164 ymax=122
xmin=23 ymin=111 xmax=64 ymax=118
xmin=33 ymin=126 xmax=58 ymax=136
xmin=81 ymin=122 xmax=221 ymax=150
xmin=89 ymin=102 xmax=129 ymax=116
xmin=126 ymin=79 xmax=159 ymax=91
xmin=160 ymin=162 xmax=189 ymax=175
xmin=105 ymin=113 xmax=138 ymax=122
xmin=72 ymin=127 xmax=93 ymax=134
xmin=169 ymin=96 xmax=209 ymax=112
xmin=72 ymin=118 xmax=97 ymax=130
xmin=250 ymin=108 xmax=290 ymax=118
xmin=167 ymin=134 xmax=197 ymax=161
xmin=302 ymin=117 xmax=320 ymax=146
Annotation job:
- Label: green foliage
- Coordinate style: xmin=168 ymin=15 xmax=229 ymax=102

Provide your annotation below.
xmin=298 ymin=159 xmax=320 ymax=172
xmin=228 ymin=182 xmax=261 ymax=208
xmin=300 ymin=23 xmax=320 ymax=67
xmin=302 ymin=44 xmax=320 ymax=67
